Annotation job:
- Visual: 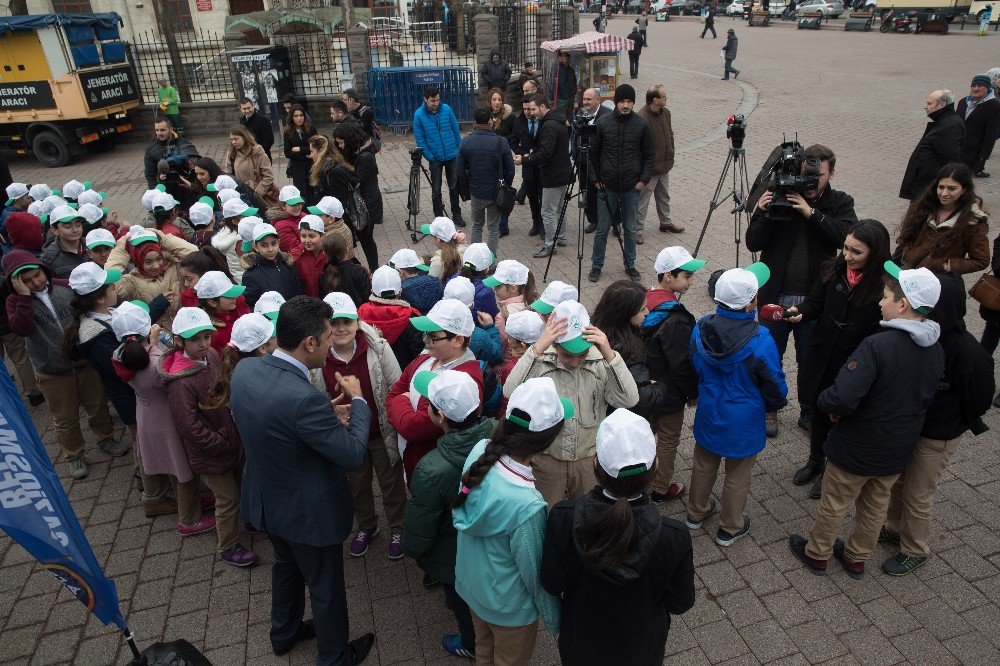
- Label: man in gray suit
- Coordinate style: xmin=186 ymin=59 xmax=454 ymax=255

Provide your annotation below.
xmin=231 ymin=296 xmax=376 ymax=665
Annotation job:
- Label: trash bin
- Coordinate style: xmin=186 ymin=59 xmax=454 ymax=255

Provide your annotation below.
xmin=229 ymin=45 xmax=296 ymax=140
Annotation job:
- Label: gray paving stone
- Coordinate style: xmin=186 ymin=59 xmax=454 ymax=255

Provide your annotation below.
xmin=738 ymin=619 xmax=798 ymax=662
xmin=698 ymin=559 xmax=748 ymax=597
xmin=785 ymin=619 xmax=849 ymax=663
xmin=942 ymin=631 xmax=1000 ymax=663
xmin=960 ymin=604 xmax=1000 ymax=650
xmin=717 ymin=587 xmax=771 ymax=629
xmin=906 ymin=598 xmax=972 ymax=642
xmin=31 ymin=627 xmax=84 ymax=666
xmin=760 ymin=588 xmax=818 ymax=629
xmin=738 ymin=559 xmax=791 ymax=597
xmin=690 ymin=619 xmax=751 ymax=664
xmin=840 ymin=625 xmax=905 ymax=666
xmin=937 ymin=545 xmax=1000 ymax=582
xmin=810 ymin=594 xmax=871 ymax=636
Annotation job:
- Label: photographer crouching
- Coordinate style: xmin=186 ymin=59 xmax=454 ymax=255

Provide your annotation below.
xmin=746 ymin=144 xmax=858 ymax=436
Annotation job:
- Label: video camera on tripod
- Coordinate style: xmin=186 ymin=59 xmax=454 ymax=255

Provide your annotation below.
xmin=746 ymin=139 xmax=821 ymax=222
xmin=571 ymin=108 xmax=599 ymax=145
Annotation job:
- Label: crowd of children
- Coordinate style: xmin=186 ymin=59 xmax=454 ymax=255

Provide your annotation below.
xmin=1 ymin=173 xmax=997 ymax=663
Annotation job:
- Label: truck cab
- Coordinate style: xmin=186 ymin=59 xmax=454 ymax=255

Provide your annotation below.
xmin=0 ymin=13 xmax=141 ymax=167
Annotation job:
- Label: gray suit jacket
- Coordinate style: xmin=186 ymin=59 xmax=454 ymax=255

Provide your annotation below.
xmin=231 ymin=353 xmax=371 ymax=547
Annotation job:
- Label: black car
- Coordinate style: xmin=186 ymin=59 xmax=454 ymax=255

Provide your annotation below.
xmin=668 ymin=0 xmax=706 ymax=14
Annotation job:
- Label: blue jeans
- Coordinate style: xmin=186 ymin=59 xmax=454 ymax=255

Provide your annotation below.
xmin=429 ymin=158 xmax=463 ymax=221
xmin=758 ymin=293 xmax=815 ymax=419
xmin=723 ymin=59 xmax=739 ymax=78
xmin=592 ymin=187 xmax=640 ymax=270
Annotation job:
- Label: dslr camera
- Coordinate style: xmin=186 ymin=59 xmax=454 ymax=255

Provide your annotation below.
xmin=571 ymin=108 xmax=598 ymax=147
xmin=764 ymin=141 xmax=820 ymax=222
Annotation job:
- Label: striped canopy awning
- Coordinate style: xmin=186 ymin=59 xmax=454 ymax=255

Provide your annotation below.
xmin=540 ymin=31 xmax=633 ymax=54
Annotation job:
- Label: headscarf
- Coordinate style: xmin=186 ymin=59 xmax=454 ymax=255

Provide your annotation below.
xmin=128 ymin=239 xmax=164 ymax=278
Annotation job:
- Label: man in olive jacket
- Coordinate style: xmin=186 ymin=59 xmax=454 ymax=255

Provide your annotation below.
xmin=638 ymin=84 xmax=681 ymax=239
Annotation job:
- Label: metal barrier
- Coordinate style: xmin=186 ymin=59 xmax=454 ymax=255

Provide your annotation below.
xmin=365 ymin=66 xmax=476 ymax=133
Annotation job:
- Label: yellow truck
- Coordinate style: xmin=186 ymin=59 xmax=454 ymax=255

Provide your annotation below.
xmin=874 ymin=0 xmax=973 ymax=18
xmin=0 ymin=13 xmax=140 ymax=167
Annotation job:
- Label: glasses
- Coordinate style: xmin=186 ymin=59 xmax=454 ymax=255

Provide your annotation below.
xmin=423 ymin=332 xmax=452 ymax=344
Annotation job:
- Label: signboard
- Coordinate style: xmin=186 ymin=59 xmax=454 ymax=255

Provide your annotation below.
xmin=78 ymin=65 xmax=140 ymax=112
xmin=196 ymin=0 xmax=213 ymax=9
xmin=412 ymin=70 xmax=443 ymax=86
xmin=0 ymin=81 xmax=56 ymax=110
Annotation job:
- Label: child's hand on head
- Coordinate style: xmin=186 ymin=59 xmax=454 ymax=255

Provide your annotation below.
xmin=10 ymin=274 xmax=30 ymax=296
xmin=535 ymin=315 xmax=567 ymax=354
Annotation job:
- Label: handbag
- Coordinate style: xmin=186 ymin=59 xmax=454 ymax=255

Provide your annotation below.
xmin=969 ymin=270 xmax=1000 ymax=310
xmin=494 ymin=136 xmax=516 ymax=217
xmin=346 ymin=179 xmax=370 ymax=233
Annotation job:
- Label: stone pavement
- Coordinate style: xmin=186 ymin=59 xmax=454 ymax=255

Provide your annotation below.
xmin=2 ymin=17 xmax=1000 ymax=666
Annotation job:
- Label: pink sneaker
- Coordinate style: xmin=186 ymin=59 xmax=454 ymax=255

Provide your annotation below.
xmin=221 ymin=543 xmax=257 ymax=567
xmin=178 ymin=516 xmax=216 ymax=536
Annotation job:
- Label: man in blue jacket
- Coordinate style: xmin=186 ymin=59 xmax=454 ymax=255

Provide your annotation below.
xmin=413 ymin=85 xmax=466 ymax=226
xmin=686 ymin=262 xmax=787 ymax=547
xmin=457 ymin=106 xmax=515 ymax=256
xmin=231 ymin=296 xmax=376 ymax=665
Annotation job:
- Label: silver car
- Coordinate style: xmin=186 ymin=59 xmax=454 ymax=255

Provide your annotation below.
xmin=797 ymin=0 xmax=845 ymax=17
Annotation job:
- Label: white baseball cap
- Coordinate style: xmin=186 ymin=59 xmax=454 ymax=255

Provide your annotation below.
xmin=389 ymin=248 xmax=430 ymax=272
xmin=195 ymin=271 xmax=245 ymax=300
xmin=505 ymin=310 xmax=545 ymax=344
xmin=49 ymin=204 xmax=82 ymax=225
xmin=28 ymin=201 xmax=48 ymax=222
xmin=372 ymin=265 xmax=402 ymax=297
xmin=41 ymin=195 xmax=67 ymax=215
xmin=410 ymin=298 xmax=475 ymax=337
xmin=172 ymin=306 xmax=216 ymax=338
xmin=654 ymin=246 xmax=706 ymax=274
xmin=279 ymin=185 xmax=305 ymax=205
xmin=462 ymin=243 xmax=494 ymax=272
xmin=531 ymin=280 xmax=579 ymax=315
xmin=77 ymin=189 xmax=105 ymax=208
xmin=506 ymin=376 xmax=574 ymax=432
xmin=141 ymin=188 xmax=161 ymax=212
xmin=596 ymin=408 xmax=656 ymax=478
xmin=237 ymin=216 xmax=263 ymax=243
xmin=308 ymin=196 xmax=344 ymax=218
xmin=553 ymin=300 xmax=593 ymax=354
xmin=483 ymin=259 xmax=529 ymax=287
xmin=188 ymin=197 xmax=215 ymax=227
xmin=69 ymin=262 xmax=122 ymax=295
xmin=420 ymin=216 xmax=457 ymax=242
xmin=151 ymin=190 xmax=178 ymax=211
xmin=223 ymin=197 xmax=257 ymax=218
xmin=414 ymin=369 xmax=481 ymax=421
xmin=208 ymin=175 xmax=238 ymax=192
xmin=229 ymin=312 xmax=275 ymax=353
xmin=28 ymin=184 xmax=52 ymax=202
xmin=883 ymin=261 xmax=941 ymax=314
xmin=128 ymin=225 xmax=159 ymax=246
xmin=254 ymin=291 xmax=285 ymax=320
xmin=111 ymin=300 xmax=152 ymax=340
xmin=85 ymin=228 xmax=116 ymax=249
xmin=5 ymin=182 xmax=29 ymax=205
xmin=443 ymin=276 xmax=475 ymax=308
xmin=252 ymin=223 xmax=279 ymax=243
xmin=714 ymin=262 xmax=770 ymax=310
xmin=323 ymin=291 xmax=359 ymax=319
xmin=216 ymin=189 xmax=241 ymax=205
xmin=62 ymin=179 xmax=89 ymax=200
xmin=298 ymin=214 xmax=325 ymax=234
xmin=78 ymin=203 xmax=107 ymax=225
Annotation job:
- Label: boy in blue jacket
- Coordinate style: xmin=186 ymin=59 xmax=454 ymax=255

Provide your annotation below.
xmin=686 ymin=262 xmax=787 ymax=547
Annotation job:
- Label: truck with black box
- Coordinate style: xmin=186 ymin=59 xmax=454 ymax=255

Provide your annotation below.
xmin=0 ymin=13 xmax=140 ymax=167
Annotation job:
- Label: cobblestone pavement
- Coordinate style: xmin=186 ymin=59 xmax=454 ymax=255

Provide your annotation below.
xmin=2 ymin=17 xmax=1000 ymax=666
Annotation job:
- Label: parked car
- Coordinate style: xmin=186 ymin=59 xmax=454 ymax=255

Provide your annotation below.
xmin=725 ymin=0 xmax=745 ymax=15
xmin=796 ymin=0 xmax=845 ymax=16
xmin=668 ymin=0 xmax=705 ymax=14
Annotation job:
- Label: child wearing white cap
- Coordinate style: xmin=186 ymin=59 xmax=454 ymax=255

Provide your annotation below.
xmin=529 ymin=280 xmax=578 ymax=320
xmin=307 ymin=195 xmax=357 ymax=264
xmin=540 ymin=408 xmax=696 ymax=665
xmin=290 ymin=214 xmax=327 ymax=298
xmin=503 ymin=300 xmax=640 ymax=508
xmin=790 ymin=261 xmax=945 ymax=580
xmin=194 ymin=271 xmax=250 ymax=352
xmin=149 ymin=190 xmax=189 ymax=241
xmin=403 ymin=369 xmax=496 ymax=658
xmin=457 ymin=243 xmax=500 ymax=320
xmin=444 ymin=275 xmax=503 ymax=368
xmin=358 ymin=265 xmax=425 ymax=369
xmin=452 ymin=377 xmax=570 ymax=660
xmin=484 ymin=259 xmax=537 ymax=361
xmin=239 ymin=222 xmax=302 ymax=309
xmin=316 ymin=292 xmax=407 ymax=562
xmin=85 ymin=228 xmax=117 ymax=267
xmin=3 ymin=182 xmax=32 ymax=220
xmin=40 ymin=205 xmax=87 ymax=278
xmin=390 ymin=247 xmax=442 ymax=315
xmin=202 ymin=312 xmax=276 ymax=409
xmin=688 ymin=262 xmax=787 ymax=547
xmin=423 ymin=217 xmax=468 ymax=281
xmin=272 ymin=185 xmax=307 ymax=253
xmin=211 ymin=196 xmax=259 ymax=283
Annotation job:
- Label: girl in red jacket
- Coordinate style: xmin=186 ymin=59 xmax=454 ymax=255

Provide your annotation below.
xmin=193 ymin=271 xmax=250 ymax=352
xmin=178 ymin=246 xmax=237 ymax=308
xmin=272 ymin=185 xmax=306 ymax=253
xmin=291 ymin=214 xmax=327 ymax=297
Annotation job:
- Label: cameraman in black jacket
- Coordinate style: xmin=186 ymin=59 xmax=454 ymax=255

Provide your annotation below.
xmin=746 ymin=144 xmax=857 ymax=436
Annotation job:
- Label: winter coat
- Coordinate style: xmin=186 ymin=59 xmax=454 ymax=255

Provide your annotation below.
xmin=921 ymin=272 xmax=994 ymax=440
xmin=144 ymin=136 xmax=198 ymax=188
xmin=314 ymin=160 xmax=360 ymax=231
xmin=590 ymin=109 xmax=655 ymax=192
xmin=556 ymin=62 xmax=576 ymax=105
xmin=320 ymin=258 xmax=371 ymax=307
xmin=690 ymin=308 xmax=788 ymax=458
xmin=899 ymin=104 xmax=965 ymax=200
xmin=457 ymin=128 xmax=515 ymax=201
xmin=469 ymin=274 xmax=500 ymax=320
xmin=413 ymin=102 xmax=462 ymax=163
xmin=795 ymin=266 xmax=883 ymax=405
xmin=627 ymin=29 xmax=644 ymax=56
xmin=350 ymin=104 xmax=376 ymax=139
xmin=897 ymin=204 xmax=990 ymax=275
xmin=75 ymin=316 xmax=138 ymax=425
xmin=470 ymin=325 xmax=503 ymax=366
xmin=480 ymin=49 xmax=512 ymax=91
xmin=956 ymin=94 xmax=1000 ymax=173
xmin=490 ymin=104 xmax=517 ymax=145
xmin=402 ymin=418 xmax=497 ymax=585
xmin=521 ymin=109 xmax=574 ymax=188
xmin=723 ymin=33 xmax=738 ymax=61
xmin=273 ymin=211 xmax=305 ymax=254
xmin=158 ymin=346 xmax=244 ymax=475
xmin=541 ymin=490 xmax=696 ymax=666
xmin=291 ymin=245 xmax=327 ymax=298
xmin=239 ymin=111 xmax=274 ymax=158
xmin=239 ymin=250 xmax=302 ymax=309
xmin=40 ymin=239 xmax=86 ymax=279
xmin=819 ymin=319 xmax=944 ymax=477
xmin=106 ymin=232 xmax=198 ymax=330
xmin=980 ymin=232 xmax=1000 ymax=327
xmin=211 ymin=227 xmax=245 ymax=283
xmin=355 ymin=141 xmax=384 ymax=227
xmin=453 ymin=439 xmax=561 ymax=633
xmin=401 ymin=273 xmax=444 ymax=315
xmin=208 ymin=297 xmax=250 ymax=353
xmin=503 ymin=345 xmax=639 ymax=462
xmin=357 ymin=297 xmax=425 ymax=370
xmin=283 ymin=125 xmax=318 ymax=200
xmin=228 ymin=144 xmax=278 ymax=209
xmin=637 ymin=104 xmax=675 ymax=175
xmin=746 ymin=186 xmax=857 ymax=305
xmin=640 ymin=293 xmax=698 ymax=414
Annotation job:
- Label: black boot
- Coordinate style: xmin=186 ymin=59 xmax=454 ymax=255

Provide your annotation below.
xmin=793 ymin=458 xmax=825 ymax=486
xmin=809 ymin=474 xmax=824 ymax=500
xmin=528 ymin=223 xmax=541 ymax=237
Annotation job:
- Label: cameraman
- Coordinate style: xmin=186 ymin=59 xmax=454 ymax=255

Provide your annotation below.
xmin=143 ymin=118 xmax=199 ymax=203
xmin=746 ymin=144 xmax=857 ymax=436
xmin=575 ymin=88 xmax=611 ymax=234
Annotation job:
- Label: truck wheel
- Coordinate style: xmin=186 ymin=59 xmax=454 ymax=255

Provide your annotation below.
xmin=32 ymin=131 xmax=72 ymax=168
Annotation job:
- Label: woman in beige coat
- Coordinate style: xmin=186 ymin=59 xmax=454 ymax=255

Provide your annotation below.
xmin=224 ymin=125 xmax=279 ymax=211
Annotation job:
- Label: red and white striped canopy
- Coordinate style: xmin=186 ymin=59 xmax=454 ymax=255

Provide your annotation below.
xmin=540 ymin=31 xmax=633 ymax=54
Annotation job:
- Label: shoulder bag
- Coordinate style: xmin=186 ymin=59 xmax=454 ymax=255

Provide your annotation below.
xmin=495 ymin=136 xmax=517 ymax=217
xmin=969 ymin=269 xmax=1000 ymax=310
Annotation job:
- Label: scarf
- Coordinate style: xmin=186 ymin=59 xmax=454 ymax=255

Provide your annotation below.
xmin=846 ymin=267 xmax=863 ymax=289
xmin=128 ymin=240 xmax=163 ymax=277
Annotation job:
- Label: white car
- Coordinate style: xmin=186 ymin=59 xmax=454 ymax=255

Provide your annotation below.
xmin=796 ymin=0 xmax=845 ymax=17
xmin=725 ymin=0 xmax=745 ymax=15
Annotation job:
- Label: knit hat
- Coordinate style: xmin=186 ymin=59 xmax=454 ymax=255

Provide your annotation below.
xmin=972 ymin=74 xmax=993 ymax=89
xmin=614 ymin=84 xmax=636 ymax=104
xmin=5 ymin=212 xmax=44 ymax=252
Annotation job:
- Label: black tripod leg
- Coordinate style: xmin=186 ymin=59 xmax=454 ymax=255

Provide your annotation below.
xmin=543 ymin=168 xmax=578 ymax=282
xmin=693 ymin=150 xmax=735 ymax=257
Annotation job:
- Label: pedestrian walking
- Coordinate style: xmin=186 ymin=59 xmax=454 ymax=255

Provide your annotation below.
xmin=702 ymin=4 xmax=718 ymax=38
xmin=722 ymin=29 xmax=740 ymax=80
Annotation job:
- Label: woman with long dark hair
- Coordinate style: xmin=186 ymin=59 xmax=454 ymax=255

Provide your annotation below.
xmin=894 ymin=162 xmax=990 ymax=275
xmin=487 ymin=87 xmax=517 ymax=238
xmin=786 ymin=219 xmax=893 ymax=497
xmin=309 ymin=133 xmax=364 ymax=259
xmin=541 ymin=409 xmax=695 ymax=666
xmin=333 ymin=121 xmax=381 ymax=271
xmin=283 ymin=104 xmax=317 ymax=202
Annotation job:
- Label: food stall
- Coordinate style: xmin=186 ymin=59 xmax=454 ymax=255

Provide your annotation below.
xmin=539 ymin=31 xmax=634 ymax=105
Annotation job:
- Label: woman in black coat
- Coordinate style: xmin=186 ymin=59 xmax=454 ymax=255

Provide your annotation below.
xmin=786 ymin=219 xmax=892 ymax=498
xmin=333 ymin=122 xmax=380 ymax=272
xmin=488 ymin=88 xmax=517 ymax=237
xmin=282 ymin=104 xmax=318 ymax=203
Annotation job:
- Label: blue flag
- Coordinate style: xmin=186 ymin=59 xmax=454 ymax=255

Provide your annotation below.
xmin=0 ymin=364 xmax=126 ymax=629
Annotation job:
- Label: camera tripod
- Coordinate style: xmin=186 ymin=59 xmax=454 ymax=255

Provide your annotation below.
xmin=406 ymin=150 xmax=434 ymax=242
xmin=693 ymin=143 xmax=752 ymax=265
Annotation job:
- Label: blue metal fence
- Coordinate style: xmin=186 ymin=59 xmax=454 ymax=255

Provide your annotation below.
xmin=365 ymin=66 xmax=476 ymax=133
